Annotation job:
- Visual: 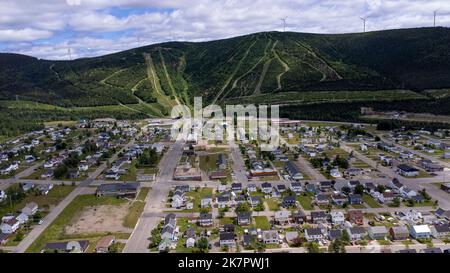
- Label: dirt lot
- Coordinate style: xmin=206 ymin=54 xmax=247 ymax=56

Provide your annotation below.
xmin=65 ymin=204 xmax=133 ymax=234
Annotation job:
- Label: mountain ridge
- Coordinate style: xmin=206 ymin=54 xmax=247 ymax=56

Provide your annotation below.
xmin=1 ymin=27 xmax=450 ymax=115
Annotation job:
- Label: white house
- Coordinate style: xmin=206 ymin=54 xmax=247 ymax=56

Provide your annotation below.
xmin=1 ymin=218 xmax=20 ymax=234
xmin=410 ymin=225 xmax=431 ymax=239
xmin=186 ymin=237 xmax=196 ymax=248
xmin=171 ymin=191 xmax=185 ymax=208
xmin=16 ymin=213 xmax=29 ymax=225
xmin=330 ymin=211 xmax=345 ymax=226
xmin=22 ymin=202 xmax=38 ymax=216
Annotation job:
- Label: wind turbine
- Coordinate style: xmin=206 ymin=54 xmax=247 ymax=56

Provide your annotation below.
xmin=433 ymin=9 xmax=439 ymax=27
xmin=360 ymin=16 xmax=369 ymax=33
xmin=68 ymin=48 xmax=72 ymax=60
xmin=280 ymin=17 xmax=287 ymax=32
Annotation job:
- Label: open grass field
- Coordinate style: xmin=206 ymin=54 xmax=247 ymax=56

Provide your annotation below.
xmin=123 ymin=188 xmax=150 ymax=228
xmin=254 ymin=216 xmax=271 ymax=230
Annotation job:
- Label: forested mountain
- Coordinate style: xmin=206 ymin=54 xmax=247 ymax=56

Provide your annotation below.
xmin=1 ymin=27 xmax=450 ymax=137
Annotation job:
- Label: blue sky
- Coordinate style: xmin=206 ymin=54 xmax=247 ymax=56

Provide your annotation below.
xmin=0 ymin=0 xmax=449 ymax=59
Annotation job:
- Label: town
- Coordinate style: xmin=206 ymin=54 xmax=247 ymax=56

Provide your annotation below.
xmin=0 ymin=117 xmax=450 ymax=253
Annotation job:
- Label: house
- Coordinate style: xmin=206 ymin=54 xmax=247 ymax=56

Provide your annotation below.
xmin=284 ymin=161 xmax=304 ymax=180
xmin=261 ymin=230 xmax=279 ymax=244
xmin=237 ymin=212 xmax=252 ymax=226
xmin=281 ymin=195 xmax=296 ymax=208
xmin=44 ymin=240 xmax=89 ymax=253
xmin=219 ymin=232 xmax=236 ymax=248
xmin=331 ymin=193 xmax=347 ymax=206
xmin=198 ymin=213 xmax=213 ymax=227
xmin=328 ymin=229 xmax=343 ymax=241
xmin=249 ymin=195 xmax=263 ymax=207
xmin=95 ymin=236 xmax=115 ymax=253
xmin=78 ymin=161 xmax=89 ymax=172
xmin=247 ymin=184 xmax=257 ymax=193
xmin=379 ymin=192 xmax=395 ymax=204
xmin=261 ymin=182 xmax=272 ymax=194
xmin=347 ymin=227 xmax=367 ymax=241
xmin=41 ymin=169 xmax=54 ymax=179
xmin=15 ymin=213 xmax=29 ymax=225
xmin=389 ymin=226 xmax=409 ymax=241
xmin=22 ymin=183 xmax=35 ymax=192
xmin=171 ymin=190 xmax=185 ymax=208
xmin=243 ymin=234 xmax=255 ymax=247
xmin=348 ymin=194 xmax=363 ymax=205
xmin=422 ymin=248 xmax=443 ymax=253
xmin=274 ymin=211 xmax=290 ymax=225
xmin=217 ymin=184 xmax=228 ymax=193
xmin=432 ymin=224 xmax=450 ymax=239
xmin=209 ymin=171 xmax=227 ymax=180
xmin=289 ymin=182 xmax=302 ymax=194
xmin=345 ymin=168 xmax=362 ymax=177
xmin=347 ymin=210 xmax=364 ymax=226
xmin=310 ymin=211 xmax=327 ymax=223
xmin=347 ymin=180 xmax=361 ymax=189
xmin=397 ymin=164 xmax=419 ymax=177
xmin=319 ymin=181 xmax=333 ymax=191
xmin=231 ymin=183 xmax=243 ymax=193
xmin=368 ymin=226 xmax=388 ymax=240
xmin=1 ymin=219 xmax=20 ymax=234
xmin=96 ymin=183 xmax=139 ymax=198
xmin=410 ymin=225 xmax=431 ymax=239
xmin=0 ymin=233 xmax=10 ymax=245
xmin=201 ymin=196 xmax=213 ymax=208
xmin=293 ymin=210 xmax=307 ymax=224
xmin=400 ymin=187 xmax=417 ymax=199
xmin=216 ymin=195 xmax=231 ymax=209
xmin=315 ymin=194 xmax=330 ymax=205
xmin=419 ymin=160 xmax=443 ymax=172
xmin=158 ymin=237 xmax=174 ymax=252
xmin=22 ymin=202 xmax=38 ymax=216
xmin=305 ymin=228 xmax=324 ymax=242
xmin=389 ymin=178 xmax=404 ymax=191
xmin=38 ymin=184 xmax=54 ymax=195
xmin=330 ymin=211 xmax=345 ymax=226
xmin=276 ymin=184 xmax=286 ymax=193
xmin=161 ymin=225 xmax=175 ymax=240
xmin=305 ymin=183 xmax=317 ymax=194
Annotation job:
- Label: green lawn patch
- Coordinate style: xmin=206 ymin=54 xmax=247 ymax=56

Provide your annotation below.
xmin=254 ymin=216 xmax=271 ymax=230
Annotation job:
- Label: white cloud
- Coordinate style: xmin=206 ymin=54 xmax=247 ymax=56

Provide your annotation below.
xmin=0 ymin=0 xmax=449 ymax=59
xmin=0 ymin=28 xmax=53 ymax=42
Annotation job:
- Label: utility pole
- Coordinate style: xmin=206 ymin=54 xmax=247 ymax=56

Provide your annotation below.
xmin=434 ymin=10 xmax=438 ymax=27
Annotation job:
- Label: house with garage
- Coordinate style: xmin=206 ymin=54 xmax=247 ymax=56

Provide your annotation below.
xmin=305 ymin=228 xmax=324 ymax=242
xmin=289 ymin=182 xmax=302 ymax=194
xmin=330 ymin=211 xmax=345 ymax=226
xmin=261 ymin=182 xmax=272 ymax=194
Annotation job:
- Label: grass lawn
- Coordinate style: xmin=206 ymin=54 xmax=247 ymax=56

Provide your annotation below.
xmin=183 ymin=187 xmax=214 ymax=212
xmin=296 ymin=195 xmax=313 ymax=210
xmin=265 ymin=198 xmax=280 ymax=211
xmin=199 ymin=154 xmax=220 ymax=172
xmin=0 ymin=185 xmax=76 ymax=217
xmin=119 ymin=162 xmax=137 ymax=181
xmin=26 ymin=194 xmax=127 ymax=253
xmin=363 ymin=194 xmax=382 ymax=208
xmin=22 ymin=168 xmax=46 ymax=180
xmin=122 ymin=188 xmax=149 ymax=228
xmin=254 ymin=216 xmax=271 ymax=230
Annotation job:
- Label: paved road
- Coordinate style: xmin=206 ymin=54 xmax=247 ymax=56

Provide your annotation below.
xmin=123 ymin=141 xmax=184 ymax=253
xmin=229 ymin=139 xmax=248 ymax=183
